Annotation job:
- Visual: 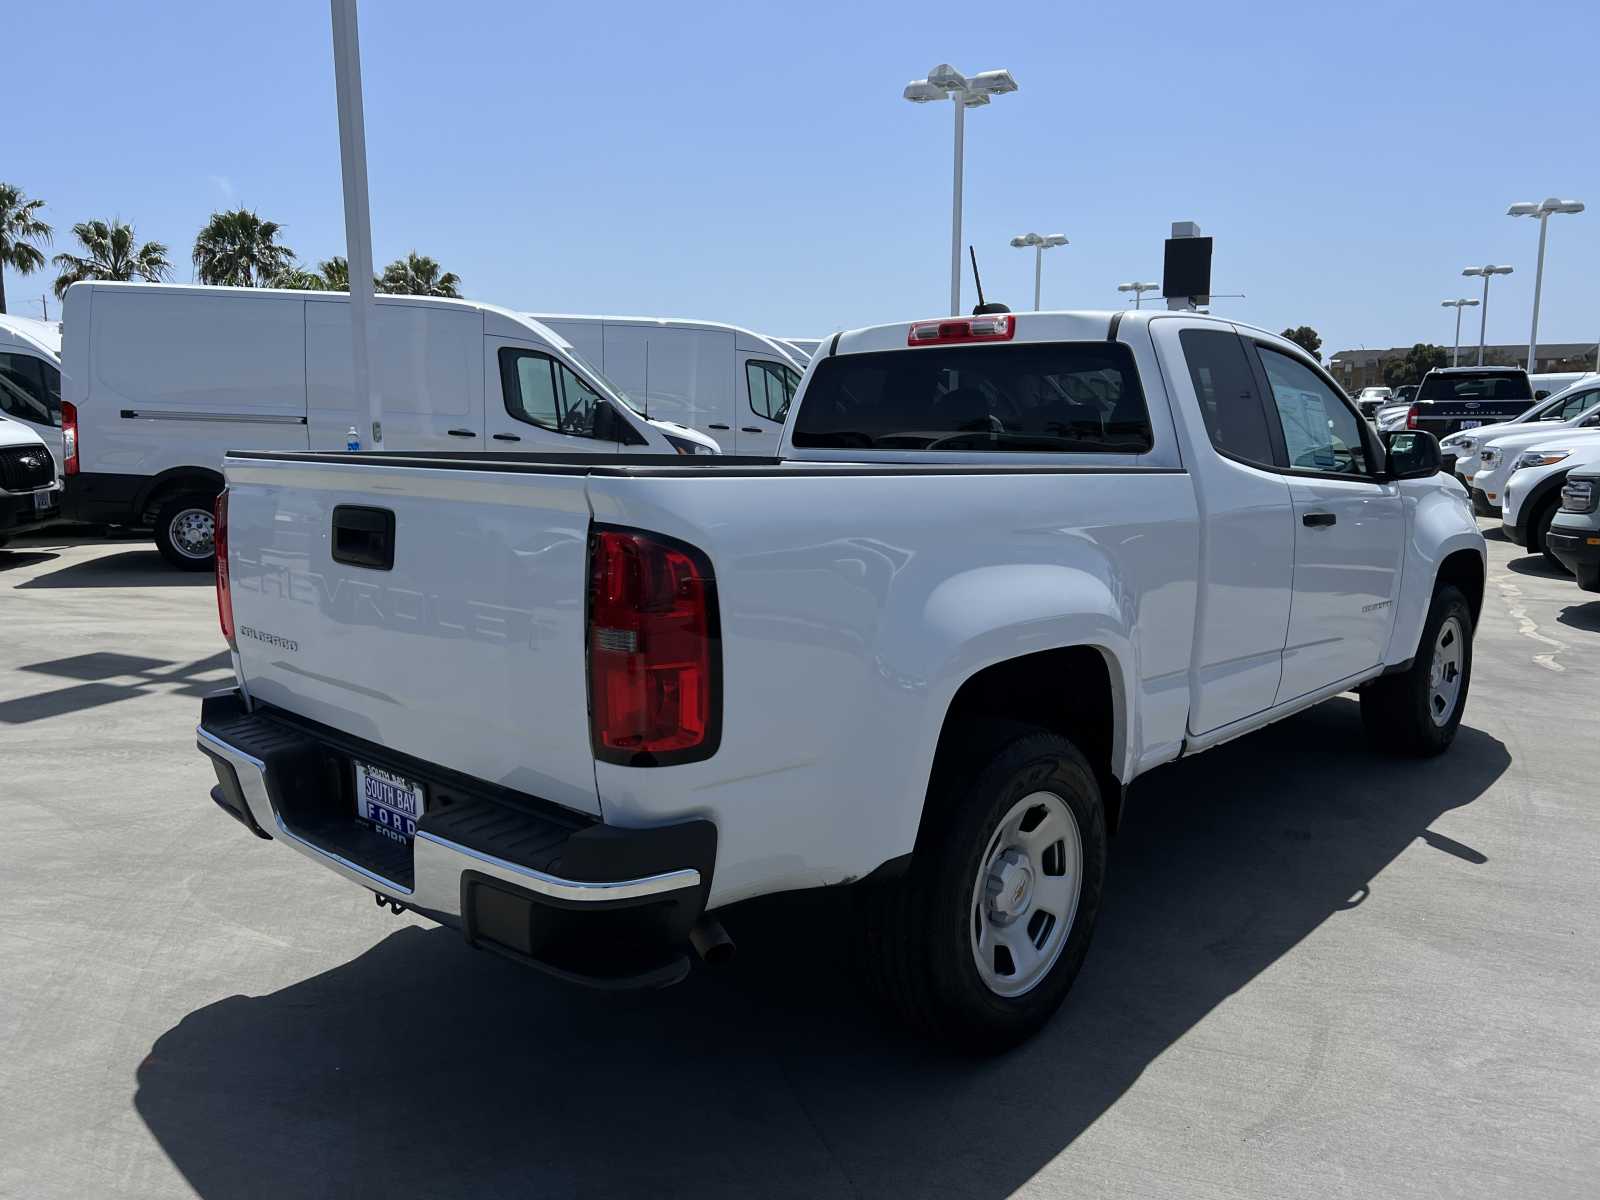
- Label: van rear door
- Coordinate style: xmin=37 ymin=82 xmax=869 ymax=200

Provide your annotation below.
xmin=306 ymin=300 xmax=485 ymax=451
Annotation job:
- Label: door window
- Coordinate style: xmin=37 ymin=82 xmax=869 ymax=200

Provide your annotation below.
xmin=0 ymin=353 xmax=57 ymax=426
xmin=500 ymin=348 xmax=607 ymax=439
xmin=1178 ymin=329 xmax=1275 ymax=465
xmin=1256 ymin=347 xmax=1373 ymax=476
xmin=1552 ymin=389 xmax=1599 ymax=422
xmin=746 ymin=359 xmax=800 ymax=422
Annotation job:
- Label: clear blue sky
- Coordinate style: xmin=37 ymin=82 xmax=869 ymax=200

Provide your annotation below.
xmin=8 ymin=0 xmax=1598 ymax=359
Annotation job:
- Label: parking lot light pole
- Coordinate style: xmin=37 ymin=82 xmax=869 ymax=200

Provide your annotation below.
xmin=330 ymin=0 xmax=381 ymax=448
xmin=1116 ymin=281 xmax=1160 ymax=310
xmin=1507 ymin=198 xmax=1585 ymax=372
xmin=904 ymin=65 xmax=1019 ymax=316
xmin=1441 ymin=298 xmax=1481 ymax=367
xmin=1461 ymin=265 xmax=1513 ymax=366
xmin=1009 ymin=233 xmax=1068 ymax=310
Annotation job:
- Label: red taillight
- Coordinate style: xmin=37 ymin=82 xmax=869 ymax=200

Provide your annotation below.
xmin=906 ymin=314 xmax=1016 ymax=346
xmin=1405 ymin=404 xmax=1419 ymax=430
xmin=587 ymin=527 xmax=719 ymax=765
xmin=61 ymin=401 xmax=78 ymax=475
xmin=215 ymin=490 xmax=235 ymax=648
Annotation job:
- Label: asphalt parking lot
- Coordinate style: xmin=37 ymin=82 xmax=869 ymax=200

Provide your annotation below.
xmin=2 ymin=525 xmax=1597 ymax=1199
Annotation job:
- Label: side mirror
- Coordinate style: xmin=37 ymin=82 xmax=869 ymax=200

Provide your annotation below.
xmin=1535 ymin=390 xmax=1550 ymax=400
xmin=1383 ymin=430 xmax=1442 ymax=479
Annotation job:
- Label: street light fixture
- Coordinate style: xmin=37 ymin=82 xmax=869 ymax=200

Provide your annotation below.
xmin=904 ymin=63 xmax=1019 ymax=315
xmin=1507 ymin=197 xmax=1585 ymax=372
xmin=1116 ymin=281 xmax=1160 ymax=310
xmin=1446 ymin=297 xmax=1478 ymax=366
xmin=1461 ymin=265 xmax=1514 ymax=366
xmin=1009 ymin=232 xmax=1068 ymax=310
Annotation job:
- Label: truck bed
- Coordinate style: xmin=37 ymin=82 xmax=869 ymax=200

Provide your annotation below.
xmin=222 ymin=448 xmax=1200 ymax=907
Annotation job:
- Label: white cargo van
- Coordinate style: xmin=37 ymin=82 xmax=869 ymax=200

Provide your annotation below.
xmin=61 ymin=283 xmax=717 ymax=569
xmin=0 ymin=313 xmax=65 ymax=479
xmin=527 ymin=315 xmax=805 ymax=454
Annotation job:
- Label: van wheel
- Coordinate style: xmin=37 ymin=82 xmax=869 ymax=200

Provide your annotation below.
xmin=1360 ymin=584 xmax=1473 ymax=756
xmin=856 ymin=729 xmax=1106 ymax=1052
xmin=154 ymin=493 xmax=218 ymax=571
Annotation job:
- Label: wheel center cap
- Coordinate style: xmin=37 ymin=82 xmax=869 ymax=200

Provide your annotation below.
xmin=986 ymin=850 xmax=1034 ymax=922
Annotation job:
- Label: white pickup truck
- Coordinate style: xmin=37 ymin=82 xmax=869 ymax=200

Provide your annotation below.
xmin=196 ymin=310 xmax=1485 ymax=1049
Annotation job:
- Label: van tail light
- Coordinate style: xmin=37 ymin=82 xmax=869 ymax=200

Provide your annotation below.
xmin=62 ymin=401 xmax=78 ymax=475
xmin=587 ymin=526 xmax=720 ymax=765
xmin=907 ymin=314 xmax=1016 ymax=346
xmin=215 ymin=490 xmax=235 ymax=649
xmin=1405 ymin=404 xmax=1420 ymax=430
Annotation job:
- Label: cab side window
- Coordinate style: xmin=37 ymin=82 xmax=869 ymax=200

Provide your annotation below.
xmin=1559 ymin=389 xmax=1599 ymax=422
xmin=1255 ymin=346 xmax=1372 ymax=476
xmin=499 ymin=348 xmax=606 ymax=439
xmin=746 ymin=360 xmax=800 ymax=422
xmin=0 ymin=353 xmax=57 ymax=426
xmin=1178 ymin=329 xmax=1275 ymax=466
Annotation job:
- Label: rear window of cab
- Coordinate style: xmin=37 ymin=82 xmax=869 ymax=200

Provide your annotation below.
xmin=790 ymin=341 xmax=1154 ymax=453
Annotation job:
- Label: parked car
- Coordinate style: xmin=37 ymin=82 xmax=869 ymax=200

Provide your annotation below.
xmin=526 ymin=315 xmax=805 ymax=454
xmin=1441 ymin=375 xmax=1600 ymax=502
xmin=1402 ymin=366 xmax=1535 ymax=440
xmin=1468 ymin=397 xmax=1600 ymax=516
xmin=1392 ymin=384 xmax=1418 ymax=406
xmin=1546 ymin=463 xmax=1600 ymax=591
xmin=1530 ymin=371 xmax=1588 ymax=400
xmin=1355 ymin=385 xmax=1393 ymax=419
xmin=0 ymin=413 xmax=62 ymax=547
xmin=60 ymin=283 xmax=717 ymax=570
xmin=1500 ymin=433 xmax=1600 ymax=564
xmin=0 ymin=312 xmax=64 ymax=480
xmin=195 ymin=309 xmax=1484 ymax=1050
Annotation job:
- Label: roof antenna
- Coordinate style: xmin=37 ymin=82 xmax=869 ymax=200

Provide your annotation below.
xmin=969 ymin=245 xmax=1010 ymax=315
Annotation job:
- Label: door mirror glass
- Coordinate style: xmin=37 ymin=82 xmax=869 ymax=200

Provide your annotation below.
xmin=1383 ymin=430 xmax=1442 ymax=479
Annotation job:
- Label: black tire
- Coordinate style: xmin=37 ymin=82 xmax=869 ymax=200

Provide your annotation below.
xmin=856 ymin=729 xmax=1107 ymax=1052
xmin=153 ymin=493 xmax=218 ymax=571
xmin=1360 ymin=584 xmax=1473 ymax=756
xmin=1531 ymin=497 xmax=1568 ymax=570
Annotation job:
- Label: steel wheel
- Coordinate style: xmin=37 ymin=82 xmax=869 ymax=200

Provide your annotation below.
xmin=169 ymin=507 xmax=215 ymax=560
xmin=969 ymin=790 xmax=1083 ymax=998
xmin=1428 ymin=614 xmax=1465 ymax=727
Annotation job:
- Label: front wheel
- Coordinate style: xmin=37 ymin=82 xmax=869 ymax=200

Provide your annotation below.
xmin=1360 ymin=584 xmax=1473 ymax=756
xmin=153 ymin=493 xmax=218 ymax=571
xmin=856 ymin=729 xmax=1107 ymax=1052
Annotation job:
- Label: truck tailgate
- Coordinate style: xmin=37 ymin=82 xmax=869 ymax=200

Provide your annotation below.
xmin=223 ymin=455 xmax=600 ymax=816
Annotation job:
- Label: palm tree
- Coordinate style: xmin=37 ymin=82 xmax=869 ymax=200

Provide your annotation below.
xmin=317 ymin=255 xmax=350 ymax=291
xmin=52 ymin=219 xmax=172 ymax=298
xmin=192 ymin=208 xmax=296 ymax=287
xmin=0 ymin=183 xmax=53 ymax=315
xmin=377 ymin=251 xmax=460 ymax=298
xmin=269 ymin=265 xmax=328 ymax=290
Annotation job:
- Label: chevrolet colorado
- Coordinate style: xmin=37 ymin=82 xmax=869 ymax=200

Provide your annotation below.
xmin=196 ymin=310 xmax=1485 ymax=1048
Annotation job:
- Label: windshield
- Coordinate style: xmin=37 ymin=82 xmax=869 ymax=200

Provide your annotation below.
xmin=1417 ymin=371 xmax=1532 ymax=402
xmin=553 ymin=343 xmax=646 ymax=417
xmin=791 ymin=342 xmax=1153 ymax=453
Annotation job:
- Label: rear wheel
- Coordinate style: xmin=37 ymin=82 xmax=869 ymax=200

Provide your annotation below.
xmin=856 ymin=729 xmax=1106 ymax=1052
xmin=1361 ymin=584 xmax=1473 ymax=756
xmin=154 ymin=493 xmax=218 ymax=571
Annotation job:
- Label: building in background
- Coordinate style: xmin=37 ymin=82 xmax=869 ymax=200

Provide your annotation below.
xmin=1328 ymin=342 xmax=1597 ymax=391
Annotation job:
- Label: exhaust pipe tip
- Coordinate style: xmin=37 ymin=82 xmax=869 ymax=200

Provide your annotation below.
xmin=689 ymin=916 xmax=736 ymax=966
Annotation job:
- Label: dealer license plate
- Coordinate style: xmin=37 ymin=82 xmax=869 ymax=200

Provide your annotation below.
xmin=355 ymin=762 xmax=426 ymax=842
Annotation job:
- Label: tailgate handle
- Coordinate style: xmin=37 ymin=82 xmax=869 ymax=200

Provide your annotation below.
xmin=332 ymin=505 xmax=396 ymax=571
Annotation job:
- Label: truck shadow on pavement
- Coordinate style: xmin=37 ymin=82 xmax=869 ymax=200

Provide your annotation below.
xmin=134 ymin=699 xmax=1509 ymax=1200
xmin=14 ymin=548 xmax=210 ymax=587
